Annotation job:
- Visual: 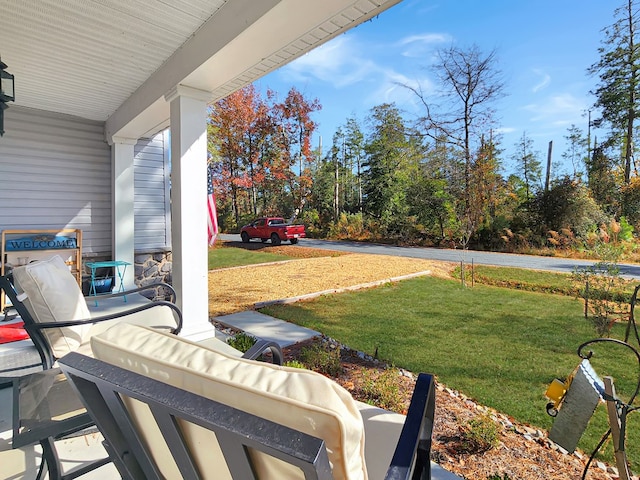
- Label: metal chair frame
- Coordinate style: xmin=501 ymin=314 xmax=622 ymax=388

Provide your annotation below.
xmin=59 ymin=352 xmax=435 ymax=480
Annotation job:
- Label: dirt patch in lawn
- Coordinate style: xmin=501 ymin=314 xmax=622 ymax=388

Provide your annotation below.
xmin=208 ymin=242 xmax=455 ymax=316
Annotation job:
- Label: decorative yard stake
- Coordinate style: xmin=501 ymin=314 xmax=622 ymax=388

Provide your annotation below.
xmin=545 ymin=338 xmax=640 ymax=480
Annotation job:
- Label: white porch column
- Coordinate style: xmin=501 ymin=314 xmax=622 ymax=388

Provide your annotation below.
xmin=111 ymin=136 xmax=137 ymax=289
xmin=165 ymin=85 xmax=212 ymax=338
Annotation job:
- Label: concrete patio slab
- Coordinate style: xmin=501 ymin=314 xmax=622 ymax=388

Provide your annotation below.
xmin=214 ymin=310 xmax=321 ymax=347
xmin=0 ymin=385 xmax=118 ymax=479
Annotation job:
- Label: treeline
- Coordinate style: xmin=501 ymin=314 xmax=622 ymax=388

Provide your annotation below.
xmin=207 ymin=0 xmax=640 ymax=253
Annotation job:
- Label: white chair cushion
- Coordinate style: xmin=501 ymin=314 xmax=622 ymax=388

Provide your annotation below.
xmin=91 ymin=323 xmax=367 ymax=480
xmin=356 ymin=402 xmax=405 ymax=480
xmin=12 ymin=255 xmax=91 ymax=358
xmin=86 ymin=292 xmax=179 ymax=337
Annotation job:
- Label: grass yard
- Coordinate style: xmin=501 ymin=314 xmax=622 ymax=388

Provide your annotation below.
xmin=208 ymin=240 xmax=343 ymax=270
xmin=208 ymin=243 xmax=296 ymax=269
xmin=260 ymin=275 xmax=640 ymax=470
xmin=469 ymin=264 xmax=636 ymax=299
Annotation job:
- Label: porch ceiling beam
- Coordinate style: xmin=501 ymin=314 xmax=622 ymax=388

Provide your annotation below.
xmin=106 ymin=0 xmax=402 ymax=142
xmin=105 ymin=0 xmax=279 ymax=142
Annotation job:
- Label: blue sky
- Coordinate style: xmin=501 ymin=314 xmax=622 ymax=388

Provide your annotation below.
xmin=255 ymin=0 xmax=618 ymax=177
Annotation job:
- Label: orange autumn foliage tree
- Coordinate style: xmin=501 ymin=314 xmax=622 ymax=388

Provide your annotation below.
xmin=208 ymin=85 xmax=320 ymax=228
xmin=272 ymin=87 xmax=321 ymax=213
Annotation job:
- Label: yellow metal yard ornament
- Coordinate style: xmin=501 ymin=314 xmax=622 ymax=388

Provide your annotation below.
xmin=544 ymin=338 xmax=640 ymax=480
xmin=544 ymin=359 xmax=605 ymax=453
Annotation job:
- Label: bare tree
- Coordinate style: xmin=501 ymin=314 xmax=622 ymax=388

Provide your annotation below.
xmin=405 ymin=44 xmax=506 ymax=211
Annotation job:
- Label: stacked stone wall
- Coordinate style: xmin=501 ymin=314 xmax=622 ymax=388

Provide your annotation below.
xmin=134 ymin=251 xmax=172 ymax=287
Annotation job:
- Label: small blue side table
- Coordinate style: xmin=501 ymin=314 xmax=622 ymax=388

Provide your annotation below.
xmin=85 ymin=260 xmax=131 ymax=306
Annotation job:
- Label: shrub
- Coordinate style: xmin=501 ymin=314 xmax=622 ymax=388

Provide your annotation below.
xmin=571 ymin=226 xmax=631 ymax=336
xmin=283 ymin=360 xmax=306 ymax=369
xmin=621 ymin=177 xmax=640 ymax=231
xmin=525 ymin=177 xmax=608 ymax=242
xmin=572 ymin=261 xmax=628 ymax=336
xmin=459 ymin=415 xmax=500 ymax=453
xmin=226 ymin=332 xmax=257 ymax=353
xmin=328 ymin=213 xmax=368 ymax=241
xmin=299 ymin=342 xmax=343 ymax=377
xmin=358 ymin=368 xmax=404 ymax=412
xmin=299 ymin=209 xmax=324 ymax=238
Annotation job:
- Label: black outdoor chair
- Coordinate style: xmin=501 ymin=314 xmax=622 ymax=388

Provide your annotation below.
xmin=59 ymin=350 xmax=436 ymax=480
xmin=0 ymin=255 xmax=282 ymax=370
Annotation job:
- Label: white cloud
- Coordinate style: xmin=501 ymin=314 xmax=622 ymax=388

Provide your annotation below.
xmin=282 ymin=36 xmax=378 ymax=88
xmin=531 ymin=69 xmax=551 ymax=93
xmin=495 ymin=126 xmax=517 ymax=135
xmin=397 ymin=33 xmax=451 ymax=58
xmin=398 ymin=33 xmax=451 ymax=46
xmin=365 ymin=70 xmax=435 ymax=113
xmin=523 ymin=93 xmax=586 ymax=123
xmin=282 ymin=31 xmax=441 ymax=103
xmin=278 ymin=28 xmax=444 ymax=122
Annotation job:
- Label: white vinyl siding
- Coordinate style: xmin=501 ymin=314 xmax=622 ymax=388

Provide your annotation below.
xmin=0 ymin=107 xmax=172 ymax=257
xmin=134 ymin=130 xmax=171 ymax=251
xmin=0 ymin=106 xmax=112 ymax=255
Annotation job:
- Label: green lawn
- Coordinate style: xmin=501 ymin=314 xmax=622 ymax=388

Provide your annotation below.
xmin=208 ymin=245 xmax=295 ymax=269
xmin=470 ymin=264 xmax=636 ymax=298
xmin=260 ymin=275 xmax=640 ymax=470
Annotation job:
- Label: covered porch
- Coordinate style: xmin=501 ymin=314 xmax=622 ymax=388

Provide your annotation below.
xmin=0 ymin=0 xmax=402 ymax=339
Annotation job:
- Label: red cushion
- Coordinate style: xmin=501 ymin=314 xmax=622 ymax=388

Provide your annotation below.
xmin=0 ymin=321 xmax=29 ymax=344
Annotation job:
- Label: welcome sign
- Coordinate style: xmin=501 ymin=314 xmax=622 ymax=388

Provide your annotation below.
xmin=5 ymin=235 xmax=77 ymax=251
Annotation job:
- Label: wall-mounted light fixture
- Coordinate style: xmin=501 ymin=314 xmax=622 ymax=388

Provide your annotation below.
xmin=0 ymin=58 xmax=15 ymax=137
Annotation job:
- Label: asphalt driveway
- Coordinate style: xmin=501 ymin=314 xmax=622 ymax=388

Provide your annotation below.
xmin=218 ymin=234 xmax=640 ymax=280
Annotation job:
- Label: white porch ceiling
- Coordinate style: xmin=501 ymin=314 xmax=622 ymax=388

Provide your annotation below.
xmin=1 ymin=0 xmax=402 ymax=140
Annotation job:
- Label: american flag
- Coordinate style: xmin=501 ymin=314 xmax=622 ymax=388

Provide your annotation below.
xmin=207 ymin=165 xmax=219 ymax=246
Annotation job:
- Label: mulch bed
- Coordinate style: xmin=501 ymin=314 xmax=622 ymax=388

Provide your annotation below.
xmin=280 ymin=336 xmax=624 ymax=480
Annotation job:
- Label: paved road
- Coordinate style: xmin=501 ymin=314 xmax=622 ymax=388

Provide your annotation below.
xmin=219 ymin=233 xmax=640 ymax=280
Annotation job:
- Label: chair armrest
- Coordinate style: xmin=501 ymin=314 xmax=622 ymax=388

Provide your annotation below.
xmin=29 ymin=300 xmax=183 ymax=334
xmin=242 ymin=339 xmax=284 ymax=365
xmin=384 ymin=373 xmax=436 ymax=480
xmin=89 ymin=282 xmax=177 ymax=303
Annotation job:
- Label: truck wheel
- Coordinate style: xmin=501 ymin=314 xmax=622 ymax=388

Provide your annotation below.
xmin=290 ymin=238 xmax=298 ymax=244
xmin=270 ymin=233 xmax=281 ymax=246
xmin=241 ymin=232 xmax=250 ymax=243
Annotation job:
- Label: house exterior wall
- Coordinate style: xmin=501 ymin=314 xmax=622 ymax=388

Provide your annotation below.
xmin=0 ymin=106 xmax=112 ymax=255
xmin=1 ymin=106 xmax=172 ymax=285
xmin=133 ymin=129 xmax=173 ymax=286
xmin=134 ymin=129 xmax=171 ymax=251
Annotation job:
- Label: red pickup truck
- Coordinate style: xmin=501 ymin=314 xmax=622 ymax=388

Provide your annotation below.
xmin=240 ymin=217 xmax=306 ymax=245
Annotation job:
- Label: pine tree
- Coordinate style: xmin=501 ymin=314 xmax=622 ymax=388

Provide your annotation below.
xmin=362 ymin=104 xmax=422 ymax=233
xmin=512 ymin=132 xmax=542 ymax=200
xmin=588 ymin=0 xmax=640 ymax=183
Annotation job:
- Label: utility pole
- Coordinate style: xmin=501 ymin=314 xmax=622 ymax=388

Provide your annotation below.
xmin=587 ymin=110 xmax=592 ymax=163
xmin=545 ymin=140 xmax=553 ymax=192
xmin=334 ymin=145 xmax=339 ymax=220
